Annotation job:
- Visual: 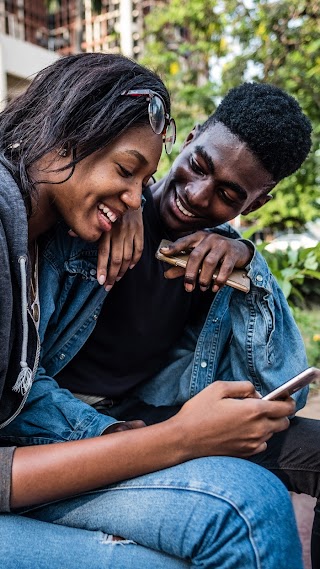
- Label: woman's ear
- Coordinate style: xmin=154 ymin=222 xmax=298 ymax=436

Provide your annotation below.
xmin=242 ymin=194 xmax=273 ymax=216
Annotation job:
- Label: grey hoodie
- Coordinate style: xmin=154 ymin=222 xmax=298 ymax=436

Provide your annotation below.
xmin=0 ymin=161 xmax=39 ymax=510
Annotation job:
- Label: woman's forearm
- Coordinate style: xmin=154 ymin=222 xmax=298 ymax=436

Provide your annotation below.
xmin=11 ymin=418 xmax=185 ymax=509
xmin=11 ymin=381 xmax=296 ymax=509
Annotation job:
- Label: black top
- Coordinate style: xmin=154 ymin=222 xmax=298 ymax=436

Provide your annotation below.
xmin=56 ymin=188 xmax=209 ymax=398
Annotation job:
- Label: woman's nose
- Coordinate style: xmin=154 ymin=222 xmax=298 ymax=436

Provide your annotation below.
xmin=121 ymin=185 xmax=143 ymax=211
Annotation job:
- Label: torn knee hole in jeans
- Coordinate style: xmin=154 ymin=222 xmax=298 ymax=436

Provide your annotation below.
xmin=102 ymin=535 xmax=137 ymax=545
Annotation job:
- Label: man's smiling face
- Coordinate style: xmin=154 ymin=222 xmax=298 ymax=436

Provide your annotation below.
xmin=156 ymin=122 xmax=275 ymax=239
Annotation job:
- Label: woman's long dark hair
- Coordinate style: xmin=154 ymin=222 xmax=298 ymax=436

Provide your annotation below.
xmin=0 ymin=52 xmax=170 ymax=214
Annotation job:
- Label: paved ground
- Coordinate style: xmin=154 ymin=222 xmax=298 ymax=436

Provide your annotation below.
xmin=292 ymin=389 xmax=320 ymax=569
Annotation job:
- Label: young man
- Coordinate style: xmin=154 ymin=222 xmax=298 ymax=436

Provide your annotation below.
xmin=2 ymin=82 xmax=319 ymax=567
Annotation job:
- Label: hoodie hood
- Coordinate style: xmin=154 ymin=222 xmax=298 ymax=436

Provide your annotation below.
xmin=0 ymin=160 xmax=39 ymax=426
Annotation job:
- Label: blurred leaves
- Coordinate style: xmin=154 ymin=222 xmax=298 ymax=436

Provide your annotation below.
xmin=142 ymin=0 xmax=320 ymax=229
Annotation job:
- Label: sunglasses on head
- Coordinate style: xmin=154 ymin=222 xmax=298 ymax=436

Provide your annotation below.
xmin=121 ymin=89 xmax=176 ymax=154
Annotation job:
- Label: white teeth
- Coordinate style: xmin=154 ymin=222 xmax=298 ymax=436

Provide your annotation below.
xmin=98 ymin=203 xmax=118 ymax=223
xmin=176 ymin=196 xmax=195 ymax=217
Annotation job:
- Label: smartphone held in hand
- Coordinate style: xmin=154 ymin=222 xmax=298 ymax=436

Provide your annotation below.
xmin=155 ymin=239 xmax=250 ymax=293
xmin=262 ymin=367 xmax=320 ymax=401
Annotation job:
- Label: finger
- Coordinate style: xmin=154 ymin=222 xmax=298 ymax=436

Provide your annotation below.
xmin=114 ymin=237 xmax=134 ymax=281
xmin=105 ymin=240 xmax=125 ymax=290
xmin=130 ymin=226 xmax=144 ymax=269
xmin=210 ymin=380 xmax=257 ymax=399
xmin=184 ymin=248 xmax=210 ymax=292
xmin=97 ymin=233 xmax=111 ymax=286
xmin=160 ymin=235 xmax=196 ymax=255
xmin=263 ymin=398 xmax=296 ymax=419
xmin=250 ymin=441 xmax=268 ymax=456
xmin=268 ymin=416 xmax=291 ymax=433
xmin=107 ymin=420 xmax=146 ymax=433
xmin=210 ymin=257 xmax=236 ymax=292
xmin=163 ymin=266 xmax=185 ymax=279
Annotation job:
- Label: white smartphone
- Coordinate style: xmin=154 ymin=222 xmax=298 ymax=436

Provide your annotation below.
xmin=262 ymin=367 xmax=320 ymax=401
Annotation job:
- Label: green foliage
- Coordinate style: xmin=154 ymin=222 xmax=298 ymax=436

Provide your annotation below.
xmin=142 ymin=0 xmax=320 ymax=231
xmin=294 ymin=307 xmax=320 ymax=368
xmin=254 ymin=242 xmax=320 ymax=308
xmin=222 ymin=0 xmax=320 ymax=231
xmin=247 ymin=239 xmax=320 ymax=366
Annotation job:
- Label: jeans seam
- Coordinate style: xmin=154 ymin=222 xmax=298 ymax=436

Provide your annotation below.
xmin=81 ymin=484 xmax=261 ymax=568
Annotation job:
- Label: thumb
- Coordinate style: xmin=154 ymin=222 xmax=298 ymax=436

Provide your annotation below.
xmin=213 ymin=380 xmax=259 ymax=400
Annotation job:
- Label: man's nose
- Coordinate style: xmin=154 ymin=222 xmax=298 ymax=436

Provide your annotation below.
xmin=185 ymin=180 xmax=212 ymax=209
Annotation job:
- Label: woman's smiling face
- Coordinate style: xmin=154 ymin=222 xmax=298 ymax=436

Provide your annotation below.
xmin=32 ymin=124 xmax=162 ymax=242
xmin=156 ymin=122 xmax=275 ymax=239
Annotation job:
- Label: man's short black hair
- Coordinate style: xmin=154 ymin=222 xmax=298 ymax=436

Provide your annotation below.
xmin=200 ymin=82 xmax=312 ymax=182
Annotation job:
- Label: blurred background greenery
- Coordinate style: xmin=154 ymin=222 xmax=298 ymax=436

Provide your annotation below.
xmin=140 ymin=0 xmax=320 ymax=367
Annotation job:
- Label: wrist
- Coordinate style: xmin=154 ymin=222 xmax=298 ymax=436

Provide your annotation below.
xmin=238 ymin=239 xmax=255 ymax=268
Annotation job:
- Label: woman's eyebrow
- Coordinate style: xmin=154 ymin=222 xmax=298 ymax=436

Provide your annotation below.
xmin=124 ymin=149 xmax=148 ymax=166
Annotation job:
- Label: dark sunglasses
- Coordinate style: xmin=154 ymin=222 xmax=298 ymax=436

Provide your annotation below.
xmin=121 ymin=89 xmax=176 ymax=154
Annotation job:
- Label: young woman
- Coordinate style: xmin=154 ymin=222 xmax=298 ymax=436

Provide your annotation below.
xmin=0 ymin=53 xmax=303 ymax=568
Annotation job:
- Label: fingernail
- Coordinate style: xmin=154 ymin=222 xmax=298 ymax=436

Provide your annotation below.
xmin=98 ymin=275 xmax=106 ymax=285
xmin=105 ymin=284 xmax=112 ymax=292
xmin=185 ymin=283 xmax=193 ymax=292
xmin=116 ymin=277 xmax=121 ymax=282
xmin=160 ymin=246 xmax=169 ymax=251
xmin=129 ymin=264 xmax=135 ymax=269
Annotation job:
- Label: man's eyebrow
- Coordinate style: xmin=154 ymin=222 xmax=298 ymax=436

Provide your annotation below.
xmin=124 ymin=149 xmax=148 ymax=165
xmin=195 ymin=146 xmax=214 ymax=174
xmin=195 ymin=145 xmax=247 ymax=200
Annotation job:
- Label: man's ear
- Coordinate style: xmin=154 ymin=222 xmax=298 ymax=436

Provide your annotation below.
xmin=241 ymin=194 xmax=273 ymax=216
xmin=180 ymin=124 xmax=201 ymax=151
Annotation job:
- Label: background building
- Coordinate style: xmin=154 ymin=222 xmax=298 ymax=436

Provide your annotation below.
xmin=0 ymin=0 xmax=165 ymax=106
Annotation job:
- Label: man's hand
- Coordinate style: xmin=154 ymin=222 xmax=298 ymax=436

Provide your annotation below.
xmin=161 ymin=231 xmax=253 ymax=292
xmin=173 ymin=381 xmax=295 ymax=459
xmin=97 ymin=207 xmax=143 ymax=291
xmin=102 ymin=420 xmax=146 ymax=435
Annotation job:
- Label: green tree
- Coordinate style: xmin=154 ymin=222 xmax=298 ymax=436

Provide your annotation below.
xmin=222 ymin=0 xmax=320 ymax=230
xmin=141 ymin=0 xmax=228 ymax=171
xmin=142 ymin=0 xmax=320 ymax=228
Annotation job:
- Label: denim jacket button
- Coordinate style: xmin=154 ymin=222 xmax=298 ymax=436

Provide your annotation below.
xmin=90 ymin=268 xmax=97 ymax=275
xmin=59 ymin=353 xmax=66 ymax=360
xmin=200 ymin=361 xmax=207 ymax=368
xmin=256 ymin=274 xmax=263 ymax=282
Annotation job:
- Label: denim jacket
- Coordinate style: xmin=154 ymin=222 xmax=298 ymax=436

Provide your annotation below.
xmin=0 ymin=220 xmax=309 ymax=445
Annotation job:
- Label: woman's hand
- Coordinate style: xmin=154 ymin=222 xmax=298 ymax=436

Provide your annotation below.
xmin=174 ymin=381 xmax=295 ymax=459
xmin=160 ymin=231 xmax=253 ymax=293
xmin=97 ymin=207 xmax=144 ymax=290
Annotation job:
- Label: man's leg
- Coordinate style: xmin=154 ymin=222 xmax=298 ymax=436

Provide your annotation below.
xmin=22 ymin=457 xmax=303 ymax=569
xmin=249 ymin=416 xmax=320 ymax=569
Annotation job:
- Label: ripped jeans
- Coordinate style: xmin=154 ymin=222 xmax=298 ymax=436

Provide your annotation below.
xmin=0 ymin=457 xmax=302 ymax=569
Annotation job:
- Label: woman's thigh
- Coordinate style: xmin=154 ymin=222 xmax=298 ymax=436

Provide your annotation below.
xmin=21 ymin=457 xmax=303 ymax=569
xmin=0 ymin=513 xmax=189 ymax=569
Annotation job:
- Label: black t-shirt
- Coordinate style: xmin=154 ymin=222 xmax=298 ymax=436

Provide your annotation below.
xmin=56 ymin=188 xmax=211 ymax=398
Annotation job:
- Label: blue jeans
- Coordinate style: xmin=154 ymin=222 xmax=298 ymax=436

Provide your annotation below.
xmin=0 ymin=457 xmax=303 ymax=568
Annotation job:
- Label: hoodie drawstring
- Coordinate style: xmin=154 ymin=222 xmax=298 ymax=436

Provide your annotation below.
xmin=12 ymin=256 xmax=32 ymax=395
